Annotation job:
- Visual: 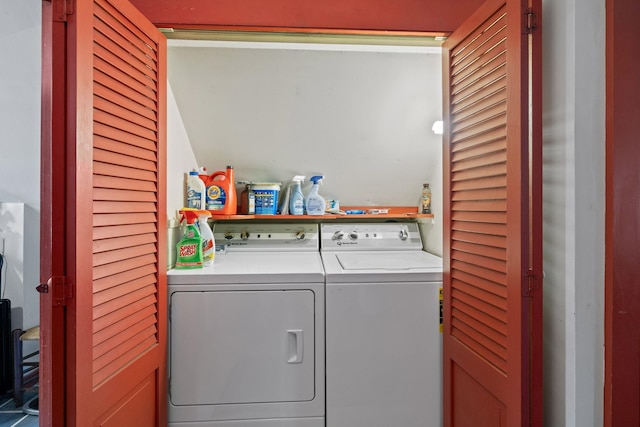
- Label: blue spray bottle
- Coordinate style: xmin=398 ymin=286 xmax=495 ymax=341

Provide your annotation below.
xmin=289 ymin=175 xmax=306 ymax=215
xmin=305 ymin=176 xmax=326 ymax=216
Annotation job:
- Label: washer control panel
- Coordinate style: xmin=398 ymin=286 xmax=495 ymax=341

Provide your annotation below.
xmin=321 ymin=223 xmax=423 ymax=251
xmin=213 ymin=223 xmax=319 ymax=251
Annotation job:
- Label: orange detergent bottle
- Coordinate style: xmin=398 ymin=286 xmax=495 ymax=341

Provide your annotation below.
xmin=205 ymin=165 xmax=238 ymax=215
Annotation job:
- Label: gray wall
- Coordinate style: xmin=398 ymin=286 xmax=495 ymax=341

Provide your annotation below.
xmin=542 ymin=0 xmax=605 ymax=425
xmin=0 ymin=1 xmax=41 ymax=333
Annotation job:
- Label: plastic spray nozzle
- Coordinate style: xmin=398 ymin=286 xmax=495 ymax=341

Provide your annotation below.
xmin=292 ymin=175 xmax=305 ymax=184
xmin=179 ymin=208 xmax=203 ymax=224
xmin=310 ymin=175 xmax=324 ymax=185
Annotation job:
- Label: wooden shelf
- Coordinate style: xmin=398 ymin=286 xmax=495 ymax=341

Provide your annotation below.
xmin=207 ymin=206 xmax=434 ymax=221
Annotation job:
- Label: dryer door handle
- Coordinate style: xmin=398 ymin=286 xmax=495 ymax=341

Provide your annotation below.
xmin=287 ymin=329 xmax=304 ymax=364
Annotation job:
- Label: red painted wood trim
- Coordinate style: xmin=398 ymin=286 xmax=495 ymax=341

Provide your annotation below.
xmin=605 ymin=0 xmax=640 ymax=425
xmin=40 ymin=2 xmax=67 ymax=426
xmin=528 ymin=0 xmax=544 ymax=425
xmin=129 ymin=0 xmax=486 ymax=33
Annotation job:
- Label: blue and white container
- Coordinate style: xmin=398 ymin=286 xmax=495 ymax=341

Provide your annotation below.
xmin=252 ymin=183 xmax=280 ymax=215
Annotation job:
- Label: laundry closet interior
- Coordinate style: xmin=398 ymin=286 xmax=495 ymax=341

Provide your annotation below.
xmin=164 ymin=30 xmax=447 ymax=427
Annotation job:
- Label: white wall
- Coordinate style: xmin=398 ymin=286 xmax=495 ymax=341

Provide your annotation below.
xmin=0 ymin=1 xmax=41 ymax=332
xmin=166 ymin=81 xmax=199 ymax=220
xmin=167 ymin=42 xmax=444 ymax=213
xmin=542 ymin=0 xmax=605 ymax=426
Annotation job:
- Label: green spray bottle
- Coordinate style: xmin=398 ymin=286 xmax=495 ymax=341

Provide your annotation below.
xmin=175 ymin=209 xmax=204 ymax=269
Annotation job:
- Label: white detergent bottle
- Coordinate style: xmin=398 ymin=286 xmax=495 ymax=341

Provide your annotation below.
xmin=289 ymin=175 xmax=306 ymax=215
xmin=186 ymin=171 xmax=206 ymax=209
xmin=197 ymin=210 xmax=216 ymax=265
xmin=305 ymin=176 xmax=326 ymax=216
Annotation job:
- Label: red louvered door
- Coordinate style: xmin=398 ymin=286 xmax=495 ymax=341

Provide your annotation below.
xmin=41 ymin=0 xmax=167 ymax=425
xmin=442 ymin=0 xmax=542 ymax=426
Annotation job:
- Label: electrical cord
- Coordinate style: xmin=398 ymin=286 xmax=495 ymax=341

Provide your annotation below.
xmin=0 ymin=253 xmax=4 ymax=300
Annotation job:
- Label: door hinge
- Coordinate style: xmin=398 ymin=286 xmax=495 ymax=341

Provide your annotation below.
xmin=524 ymin=268 xmax=540 ymax=296
xmin=53 ymin=0 xmax=74 ymax=22
xmin=38 ymin=276 xmax=73 ymax=306
xmin=526 ymin=8 xmax=538 ymax=34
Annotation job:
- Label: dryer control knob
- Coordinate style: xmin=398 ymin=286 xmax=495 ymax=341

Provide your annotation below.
xmin=349 ymin=232 xmax=359 ymax=240
xmin=332 ymin=231 xmax=344 ymax=240
xmin=241 ymin=230 xmax=250 ymax=240
xmin=399 ymin=229 xmax=409 ymax=241
xmin=224 ymin=232 xmax=234 ymax=240
xmin=295 ymin=230 xmax=306 ymax=241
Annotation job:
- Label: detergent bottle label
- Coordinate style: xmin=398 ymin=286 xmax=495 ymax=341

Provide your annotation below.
xmin=206 ymin=185 xmax=227 ymax=210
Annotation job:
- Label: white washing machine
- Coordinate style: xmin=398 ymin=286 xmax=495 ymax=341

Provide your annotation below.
xmin=167 ymin=223 xmax=325 ymax=427
xmin=320 ymin=222 xmax=443 ymax=427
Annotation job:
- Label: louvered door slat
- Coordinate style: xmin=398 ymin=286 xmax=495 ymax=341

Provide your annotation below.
xmin=93 ymin=233 xmax=157 ymax=253
xmin=93 ymin=305 xmax=157 ymax=344
xmin=92 ymin=296 xmax=157 ymax=333
xmin=94 ymin=84 xmax=157 ymax=123
xmin=94 ymin=109 xmax=157 ymax=141
xmin=452 ymin=260 xmax=507 ymax=288
xmin=452 ymin=163 xmax=505 ymax=181
xmin=452 ymin=268 xmax=508 ymax=298
xmin=93 ymin=223 xmax=157 ymax=240
xmin=93 ymin=254 xmax=157 ymax=281
xmin=93 ymin=40 xmax=156 ymax=89
xmin=93 ymin=284 xmax=157 ymax=319
xmin=452 ymin=242 xmax=507 ymax=268
xmin=451 ymin=324 xmax=507 ymax=371
xmin=451 ymin=315 xmax=506 ymax=356
xmin=93 ymin=336 xmax=157 ymax=387
xmin=94 ymin=188 xmax=157 ymax=202
xmin=450 ymin=126 xmax=507 ymax=152
xmin=93 ymin=264 xmax=157 ymax=294
xmin=94 ymin=0 xmax=157 ymax=64
xmin=93 ymin=244 xmax=157 ymax=267
xmin=93 ymin=50 xmax=156 ymax=95
xmin=452 ymin=222 xmax=507 ymax=238
xmin=453 ymin=251 xmax=506 ymax=274
xmin=93 ymin=274 xmax=156 ymax=309
xmin=94 ymin=72 xmax=157 ymax=112
xmin=94 ymin=212 xmax=157 ymax=227
xmin=93 ymin=175 xmax=157 ymax=193
xmin=94 ymin=135 xmax=157 ymax=161
xmin=451 ymin=187 xmax=507 ymax=201
xmin=94 ymin=0 xmax=156 ymax=56
xmin=94 ymin=162 xmax=157 ymax=181
xmin=94 ymin=96 xmax=157 ymax=134
xmin=451 ymin=54 xmax=507 ymax=100
xmin=94 ymin=316 xmax=157 ymax=357
xmin=94 ymin=201 xmax=157 ymax=213
xmin=93 ymin=329 xmax=156 ymax=373
xmin=451 ymin=79 xmax=507 ymax=115
xmin=452 ymin=306 xmax=507 ymax=337
xmin=94 ymin=147 xmax=156 ymax=171
xmin=452 ymin=47 xmax=506 ymax=88
xmin=94 ymin=120 xmax=157 ymax=150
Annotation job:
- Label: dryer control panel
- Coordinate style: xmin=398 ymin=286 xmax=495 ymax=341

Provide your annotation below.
xmin=213 ymin=223 xmax=319 ymax=252
xmin=320 ymin=222 xmax=423 ymax=251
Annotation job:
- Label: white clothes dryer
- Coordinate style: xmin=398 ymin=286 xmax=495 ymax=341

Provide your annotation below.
xmin=320 ymin=222 xmax=443 ymax=427
xmin=167 ymin=223 xmax=325 ymax=427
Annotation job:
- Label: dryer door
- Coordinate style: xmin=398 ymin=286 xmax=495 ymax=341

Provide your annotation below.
xmin=170 ymin=290 xmax=315 ymax=405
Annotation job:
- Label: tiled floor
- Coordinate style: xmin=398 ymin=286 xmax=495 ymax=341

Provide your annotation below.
xmin=0 ymin=390 xmax=38 ymax=427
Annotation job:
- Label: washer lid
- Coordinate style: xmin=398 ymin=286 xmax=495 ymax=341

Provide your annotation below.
xmin=337 ymin=252 xmax=442 ymax=271
xmin=322 ymin=250 xmax=443 ymax=283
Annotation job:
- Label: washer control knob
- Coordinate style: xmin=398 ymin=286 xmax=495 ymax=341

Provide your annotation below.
xmin=332 ymin=231 xmax=345 ymax=240
xmin=240 ymin=230 xmax=250 ymax=240
xmin=295 ymin=230 xmax=306 ymax=241
xmin=349 ymin=232 xmax=359 ymax=240
xmin=224 ymin=232 xmax=234 ymax=240
xmin=399 ymin=229 xmax=409 ymax=241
